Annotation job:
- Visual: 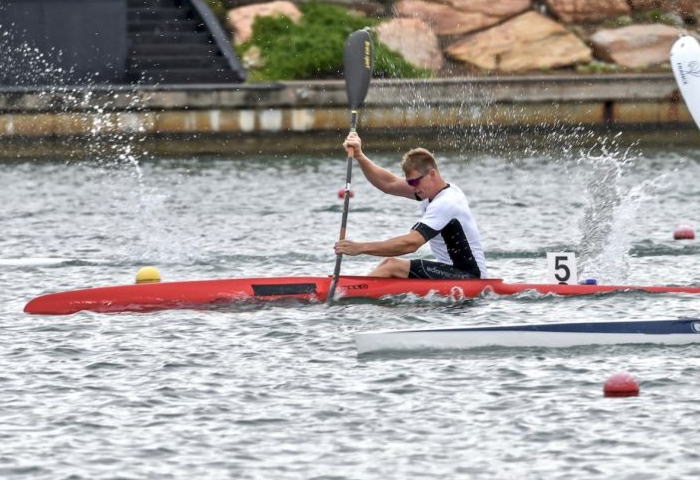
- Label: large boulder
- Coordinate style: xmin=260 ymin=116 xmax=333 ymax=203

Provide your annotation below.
xmin=227 ymin=1 xmax=302 ymax=44
xmin=445 ymin=11 xmax=592 ymax=72
xmin=394 ymin=0 xmax=530 ymax=36
xmin=376 ymin=18 xmax=444 ymax=71
xmin=441 ymin=0 xmax=531 ymax=17
xmin=545 ymin=0 xmax=630 ymax=23
xmin=590 ymin=24 xmax=685 ymax=68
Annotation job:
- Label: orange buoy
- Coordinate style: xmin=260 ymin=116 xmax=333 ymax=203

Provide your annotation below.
xmin=603 ymin=372 xmax=639 ymax=397
xmin=673 ymin=226 xmax=695 ymax=240
xmin=337 ymin=188 xmax=354 ymax=199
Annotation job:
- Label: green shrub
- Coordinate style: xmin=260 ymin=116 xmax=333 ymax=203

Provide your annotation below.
xmin=633 ymin=8 xmax=681 ymax=25
xmin=603 ymin=9 xmax=683 ymax=28
xmin=236 ymin=2 xmax=431 ymax=81
xmin=602 ymin=15 xmax=634 ymax=27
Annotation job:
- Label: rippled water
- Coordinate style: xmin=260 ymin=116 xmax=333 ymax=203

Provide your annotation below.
xmin=2 ymin=139 xmax=700 ymax=479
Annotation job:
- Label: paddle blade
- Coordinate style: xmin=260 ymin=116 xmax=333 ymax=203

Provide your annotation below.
xmin=344 ymin=28 xmax=374 ymax=110
xmin=671 ymin=35 xmax=700 ymax=130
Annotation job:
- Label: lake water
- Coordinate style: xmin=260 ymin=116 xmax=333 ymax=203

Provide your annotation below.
xmin=2 ymin=136 xmax=700 ymax=479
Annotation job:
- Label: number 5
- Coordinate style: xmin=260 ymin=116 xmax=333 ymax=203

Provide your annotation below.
xmin=554 ymin=255 xmax=570 ymax=283
xmin=546 ymin=252 xmax=578 ymax=285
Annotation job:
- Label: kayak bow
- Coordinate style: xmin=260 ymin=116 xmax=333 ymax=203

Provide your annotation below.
xmin=23 ymin=275 xmax=700 ymax=315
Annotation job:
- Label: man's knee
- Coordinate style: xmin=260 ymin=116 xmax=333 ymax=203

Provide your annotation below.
xmin=371 ymin=258 xmax=409 ymax=278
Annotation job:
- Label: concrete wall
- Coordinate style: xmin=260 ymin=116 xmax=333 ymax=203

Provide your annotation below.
xmin=0 ymin=73 xmax=693 ymax=156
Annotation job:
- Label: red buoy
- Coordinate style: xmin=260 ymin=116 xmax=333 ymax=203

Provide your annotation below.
xmin=603 ymin=372 xmax=639 ymax=397
xmin=337 ymin=188 xmax=354 ymax=199
xmin=673 ymin=226 xmax=695 ymax=240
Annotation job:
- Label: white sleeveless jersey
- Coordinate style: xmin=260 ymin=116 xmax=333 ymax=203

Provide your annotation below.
xmin=412 ymin=184 xmax=488 ymax=278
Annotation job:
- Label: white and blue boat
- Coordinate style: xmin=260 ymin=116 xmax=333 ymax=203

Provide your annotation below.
xmin=355 ymin=318 xmax=700 ymax=354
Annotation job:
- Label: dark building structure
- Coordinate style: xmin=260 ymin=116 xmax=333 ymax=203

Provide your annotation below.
xmin=0 ymin=0 xmax=246 ymax=87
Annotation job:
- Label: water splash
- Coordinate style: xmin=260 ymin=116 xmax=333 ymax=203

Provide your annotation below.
xmin=0 ymin=18 xmax=206 ymax=265
xmin=0 ymin=26 xmax=78 ymax=86
xmin=576 ymin=140 xmax=665 ymax=283
xmin=371 ymin=79 xmax=499 ymax=154
xmin=371 ymin=75 xmax=615 ymax=162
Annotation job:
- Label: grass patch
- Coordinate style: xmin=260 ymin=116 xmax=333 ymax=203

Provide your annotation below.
xmin=576 ymin=60 xmax=622 ymax=74
xmin=633 ymin=8 xmax=683 ymax=25
xmin=236 ymin=2 xmax=431 ymax=82
xmin=603 ymin=9 xmax=683 ymax=28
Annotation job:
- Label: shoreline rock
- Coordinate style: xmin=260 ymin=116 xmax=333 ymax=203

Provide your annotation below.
xmin=590 ymin=24 xmax=685 ymax=68
xmin=376 ymin=18 xmax=444 ymax=71
xmin=227 ymin=1 xmax=302 ymax=44
xmin=546 ymin=0 xmax=630 ymax=24
xmin=394 ymin=0 xmax=530 ymax=35
xmin=445 ymin=11 xmax=592 ymax=72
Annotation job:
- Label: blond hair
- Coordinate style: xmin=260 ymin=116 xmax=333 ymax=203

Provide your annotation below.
xmin=400 ymin=147 xmax=438 ymax=175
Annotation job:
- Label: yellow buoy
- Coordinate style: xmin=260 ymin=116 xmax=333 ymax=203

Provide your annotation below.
xmin=135 ymin=266 xmax=161 ymax=284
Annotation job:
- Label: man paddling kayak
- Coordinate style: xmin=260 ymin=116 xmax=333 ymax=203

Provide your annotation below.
xmin=334 ymin=132 xmax=488 ymax=279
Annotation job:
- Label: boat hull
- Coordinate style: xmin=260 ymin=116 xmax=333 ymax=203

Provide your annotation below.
xmin=355 ymin=319 xmax=700 ymax=354
xmin=23 ymin=275 xmax=700 ymax=315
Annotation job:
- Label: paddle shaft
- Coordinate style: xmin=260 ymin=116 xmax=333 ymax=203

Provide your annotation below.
xmin=327 ymin=112 xmax=358 ymax=302
xmin=327 ymin=28 xmax=373 ymax=304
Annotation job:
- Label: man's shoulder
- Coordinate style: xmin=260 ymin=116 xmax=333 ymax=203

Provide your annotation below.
xmin=445 ymin=183 xmax=464 ymax=195
xmin=430 ymin=186 xmax=470 ymax=214
xmin=435 ymin=184 xmax=466 ymax=203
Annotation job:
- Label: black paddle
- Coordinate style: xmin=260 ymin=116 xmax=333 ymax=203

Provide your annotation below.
xmin=327 ymin=28 xmax=374 ymax=304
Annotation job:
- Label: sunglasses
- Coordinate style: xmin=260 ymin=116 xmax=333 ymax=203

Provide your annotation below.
xmin=406 ymin=173 xmax=426 ymax=187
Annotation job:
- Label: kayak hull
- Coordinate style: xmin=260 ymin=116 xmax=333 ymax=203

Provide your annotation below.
xmin=355 ymin=319 xmax=700 ymax=354
xmin=24 ymin=276 xmax=331 ymax=315
xmin=24 ymin=275 xmax=700 ymax=315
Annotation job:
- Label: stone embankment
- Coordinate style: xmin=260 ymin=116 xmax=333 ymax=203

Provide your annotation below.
xmin=0 ymin=74 xmax=694 ymax=158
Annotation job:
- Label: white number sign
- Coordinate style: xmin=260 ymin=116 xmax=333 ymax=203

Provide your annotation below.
xmin=546 ymin=252 xmax=578 ymax=285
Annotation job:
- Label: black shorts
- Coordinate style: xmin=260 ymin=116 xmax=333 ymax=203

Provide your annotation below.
xmin=408 ymin=259 xmax=479 ymax=280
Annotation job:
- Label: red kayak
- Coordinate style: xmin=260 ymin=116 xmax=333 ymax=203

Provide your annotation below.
xmin=23 ymin=275 xmax=700 ymax=315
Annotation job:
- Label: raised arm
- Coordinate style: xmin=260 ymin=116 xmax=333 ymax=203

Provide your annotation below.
xmin=343 ymin=132 xmax=415 ymax=199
